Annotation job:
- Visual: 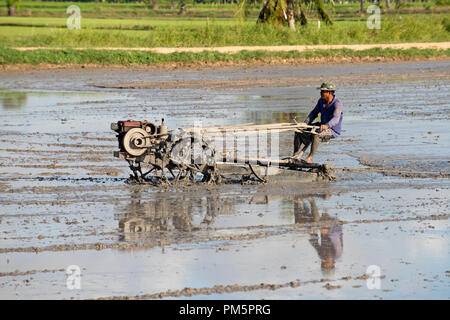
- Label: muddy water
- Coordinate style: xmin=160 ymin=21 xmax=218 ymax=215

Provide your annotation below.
xmin=0 ymin=61 xmax=449 ymax=299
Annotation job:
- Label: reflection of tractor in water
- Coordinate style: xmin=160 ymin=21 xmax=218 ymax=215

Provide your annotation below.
xmin=118 ymin=199 xmax=172 ymax=233
xmin=116 ymin=194 xmax=235 ymax=241
xmin=111 ymin=119 xmax=335 ymax=185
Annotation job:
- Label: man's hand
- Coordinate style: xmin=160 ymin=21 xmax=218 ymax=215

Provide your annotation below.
xmin=320 ymin=124 xmax=329 ymax=131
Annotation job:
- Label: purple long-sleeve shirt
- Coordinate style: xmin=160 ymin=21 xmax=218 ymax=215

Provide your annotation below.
xmin=305 ymin=96 xmax=343 ymax=138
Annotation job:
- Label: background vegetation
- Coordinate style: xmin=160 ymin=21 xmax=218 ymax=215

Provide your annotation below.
xmin=1 ymin=0 xmax=448 ymax=65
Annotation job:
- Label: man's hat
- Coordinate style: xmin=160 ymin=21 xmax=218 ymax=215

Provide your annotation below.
xmin=317 ymin=82 xmax=337 ymax=91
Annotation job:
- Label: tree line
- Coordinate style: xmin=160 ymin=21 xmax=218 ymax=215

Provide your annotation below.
xmin=4 ymin=0 xmax=444 ymax=20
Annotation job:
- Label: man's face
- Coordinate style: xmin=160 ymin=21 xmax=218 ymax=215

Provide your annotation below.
xmin=320 ymin=90 xmax=334 ymax=102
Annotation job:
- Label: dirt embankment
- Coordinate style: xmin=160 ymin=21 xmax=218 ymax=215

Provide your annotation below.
xmin=13 ymin=42 xmax=450 ymax=53
xmin=2 ymin=42 xmax=449 ymax=71
xmin=2 ymin=55 xmax=449 ymax=72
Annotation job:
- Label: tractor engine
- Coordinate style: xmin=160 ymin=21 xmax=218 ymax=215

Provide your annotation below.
xmin=111 ymin=118 xmax=219 ymax=184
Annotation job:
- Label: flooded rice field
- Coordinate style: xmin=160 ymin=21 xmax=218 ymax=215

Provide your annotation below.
xmin=0 ymin=61 xmax=449 ymax=299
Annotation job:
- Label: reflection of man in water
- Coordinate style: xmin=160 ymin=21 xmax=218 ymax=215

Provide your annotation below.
xmin=309 ymin=220 xmax=343 ymax=273
xmin=293 ymin=195 xmax=343 ymax=274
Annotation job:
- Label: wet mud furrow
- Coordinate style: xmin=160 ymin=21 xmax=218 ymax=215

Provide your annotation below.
xmin=1 ymin=212 xmax=447 ymax=254
xmin=0 ymin=268 xmax=65 ymax=278
xmin=92 ymin=72 xmax=450 ymax=91
xmin=336 ymin=167 xmax=450 ymax=178
xmin=94 ymin=275 xmax=372 ymax=300
xmin=0 ymin=148 xmax=112 ymax=156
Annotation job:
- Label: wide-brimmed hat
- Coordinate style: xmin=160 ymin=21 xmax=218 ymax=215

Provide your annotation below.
xmin=317 ymin=82 xmax=337 ymax=91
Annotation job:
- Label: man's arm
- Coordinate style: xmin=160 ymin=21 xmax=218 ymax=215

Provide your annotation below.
xmin=326 ymin=101 xmax=343 ymax=128
xmin=304 ymin=100 xmax=321 ymax=125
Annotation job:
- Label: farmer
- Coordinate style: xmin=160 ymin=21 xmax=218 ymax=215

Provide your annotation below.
xmin=292 ymin=82 xmax=343 ymax=163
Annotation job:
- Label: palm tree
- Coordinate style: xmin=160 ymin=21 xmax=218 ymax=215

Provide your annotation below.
xmin=178 ymin=0 xmax=187 ymax=15
xmin=238 ymin=0 xmax=332 ymax=31
xmin=6 ymin=0 xmax=20 ymax=16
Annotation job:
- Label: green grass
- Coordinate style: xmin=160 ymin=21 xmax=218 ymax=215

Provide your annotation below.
xmin=1 ymin=46 xmax=449 ymax=66
xmin=0 ymin=15 xmax=448 ymax=48
xmin=0 ymin=16 xmax=237 ymax=28
xmin=0 ymin=1 xmax=254 ymax=19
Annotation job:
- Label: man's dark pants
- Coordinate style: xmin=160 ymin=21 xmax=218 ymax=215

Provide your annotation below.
xmin=293 ymin=122 xmax=334 ymax=159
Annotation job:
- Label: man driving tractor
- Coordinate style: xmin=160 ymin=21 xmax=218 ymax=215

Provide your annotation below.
xmin=292 ymin=82 xmax=343 ymax=164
